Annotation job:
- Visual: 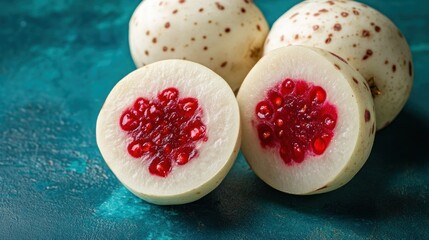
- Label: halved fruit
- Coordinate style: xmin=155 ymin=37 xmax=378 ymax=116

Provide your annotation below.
xmin=237 ymin=46 xmax=375 ymax=194
xmin=97 ymin=60 xmax=241 ymax=205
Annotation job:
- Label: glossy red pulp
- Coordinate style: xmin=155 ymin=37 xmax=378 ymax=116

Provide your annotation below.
xmin=120 ymin=87 xmax=208 ymax=177
xmin=255 ymin=79 xmax=338 ymax=165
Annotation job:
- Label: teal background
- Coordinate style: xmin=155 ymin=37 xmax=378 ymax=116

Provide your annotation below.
xmin=1 ymin=0 xmax=429 ymax=239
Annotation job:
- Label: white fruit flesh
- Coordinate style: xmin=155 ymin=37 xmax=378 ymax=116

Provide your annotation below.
xmin=264 ymin=0 xmax=413 ymax=130
xmin=96 ymin=60 xmax=241 ymax=205
xmin=237 ymin=46 xmax=375 ymax=194
xmin=129 ymin=0 xmax=269 ymax=92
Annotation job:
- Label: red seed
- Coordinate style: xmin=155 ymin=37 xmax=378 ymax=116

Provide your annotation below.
xmin=120 ymin=110 xmax=139 ymax=131
xmin=149 ymin=158 xmax=172 ymax=177
xmin=128 ymin=141 xmax=144 ymax=158
xmin=256 ymin=101 xmax=273 ymax=120
xmin=281 ymin=79 xmax=295 ymax=94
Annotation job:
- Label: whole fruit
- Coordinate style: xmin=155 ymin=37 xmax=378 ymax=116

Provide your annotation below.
xmin=129 ymin=0 xmax=269 ymax=92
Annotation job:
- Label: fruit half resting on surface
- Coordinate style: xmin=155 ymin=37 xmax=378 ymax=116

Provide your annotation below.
xmin=129 ymin=0 xmax=269 ymax=92
xmin=96 ymin=60 xmax=241 ymax=205
xmin=264 ymin=0 xmax=413 ymax=130
xmin=237 ymin=46 xmax=375 ymax=195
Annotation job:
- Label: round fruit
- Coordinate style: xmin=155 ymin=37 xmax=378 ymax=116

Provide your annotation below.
xmin=129 ymin=0 xmax=269 ymax=92
xmin=96 ymin=60 xmax=241 ymax=205
xmin=237 ymin=46 xmax=375 ymax=195
xmin=264 ymin=0 xmax=413 ymax=130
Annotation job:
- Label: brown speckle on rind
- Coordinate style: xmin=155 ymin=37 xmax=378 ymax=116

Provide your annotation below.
xmin=152 ymin=38 xmax=157 ymax=44
xmin=199 ymin=8 xmax=204 ymax=12
xmin=164 ymin=22 xmax=170 ymax=29
xmin=172 ymin=9 xmax=178 ymax=14
xmin=290 ymin=13 xmax=299 ymax=19
xmin=221 ymin=61 xmax=228 ymax=67
xmin=326 ymin=1 xmax=335 ymax=5
xmin=313 ymin=25 xmax=319 ymax=31
xmin=225 ymin=28 xmax=231 ymax=33
xmin=385 ymin=60 xmax=389 ymax=64
xmin=341 ymin=12 xmax=349 ymax=17
xmin=353 ymin=77 xmax=359 ymax=84
xmin=362 ymin=30 xmax=370 ymax=38
xmin=333 ymin=23 xmax=342 ymax=31
xmin=362 ymin=49 xmax=373 ymax=60
xmin=256 ymin=24 xmax=261 ymax=31
xmin=319 ymin=9 xmax=328 ymax=13
xmin=314 ymin=13 xmax=320 ymax=17
xmin=280 ymin=35 xmax=284 ymax=42
xmin=330 ymin=52 xmax=347 ymax=63
xmin=215 ymin=2 xmax=225 ymax=10
xmin=244 ymin=0 xmax=250 ymax=3
xmin=316 ymin=185 xmax=328 ymax=191
xmin=203 ymin=35 xmax=207 ymax=39
xmin=144 ymin=50 xmax=149 ymax=56
xmin=146 ymin=30 xmax=150 ymax=36
xmin=171 ymin=48 xmax=175 ymax=52
xmin=334 ymin=64 xmax=341 ymax=70
xmin=409 ymin=61 xmax=413 ymax=76
xmin=203 ymin=46 xmax=208 ymax=51
xmin=392 ymin=64 xmax=397 ymax=72
xmin=353 ymin=44 xmax=357 ymax=48
xmin=398 ymin=30 xmax=404 ymax=38
xmin=294 ymin=34 xmax=299 ymax=40
xmin=162 ymin=46 xmax=168 ymax=52
xmin=179 ymin=0 xmax=185 ymax=3
xmin=241 ymin=8 xmax=246 ymax=13
xmin=191 ymin=37 xmax=195 ymax=41
xmin=353 ymin=10 xmax=360 ymax=15
xmin=367 ymin=77 xmax=381 ymax=96
xmin=365 ymin=110 xmax=371 ymax=122
xmin=325 ymin=37 xmax=332 ymax=44
xmin=375 ymin=26 xmax=381 ymax=32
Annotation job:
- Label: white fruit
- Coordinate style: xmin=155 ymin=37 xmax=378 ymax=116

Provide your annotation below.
xmin=96 ymin=60 xmax=241 ymax=205
xmin=264 ymin=0 xmax=413 ymax=130
xmin=237 ymin=46 xmax=375 ymax=194
xmin=129 ymin=0 xmax=269 ymax=92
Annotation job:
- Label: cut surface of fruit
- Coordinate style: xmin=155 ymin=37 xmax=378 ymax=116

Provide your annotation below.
xmin=255 ymin=79 xmax=338 ymax=165
xmin=129 ymin=0 xmax=269 ymax=92
xmin=264 ymin=0 xmax=413 ymax=130
xmin=96 ymin=60 xmax=241 ymax=205
xmin=237 ymin=46 xmax=375 ymax=195
xmin=119 ymin=88 xmax=207 ymax=177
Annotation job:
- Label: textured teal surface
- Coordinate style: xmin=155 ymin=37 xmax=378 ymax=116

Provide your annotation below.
xmin=1 ymin=0 xmax=429 ymax=239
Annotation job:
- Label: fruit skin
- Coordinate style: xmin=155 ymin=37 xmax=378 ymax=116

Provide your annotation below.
xmin=237 ymin=46 xmax=375 ymax=195
xmin=129 ymin=0 xmax=269 ymax=92
xmin=96 ymin=60 xmax=241 ymax=205
xmin=264 ymin=0 xmax=413 ymax=130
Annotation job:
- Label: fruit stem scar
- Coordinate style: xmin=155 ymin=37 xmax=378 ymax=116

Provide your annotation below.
xmin=367 ymin=77 xmax=381 ymax=96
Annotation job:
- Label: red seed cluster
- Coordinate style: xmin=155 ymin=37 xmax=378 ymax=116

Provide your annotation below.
xmin=119 ymin=87 xmax=208 ymax=177
xmin=255 ymin=79 xmax=338 ymax=165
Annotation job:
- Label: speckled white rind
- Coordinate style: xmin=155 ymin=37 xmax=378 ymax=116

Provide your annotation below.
xmin=129 ymin=0 xmax=269 ymax=92
xmin=264 ymin=0 xmax=413 ymax=130
xmin=237 ymin=46 xmax=375 ymax=195
xmin=96 ymin=60 xmax=241 ymax=205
